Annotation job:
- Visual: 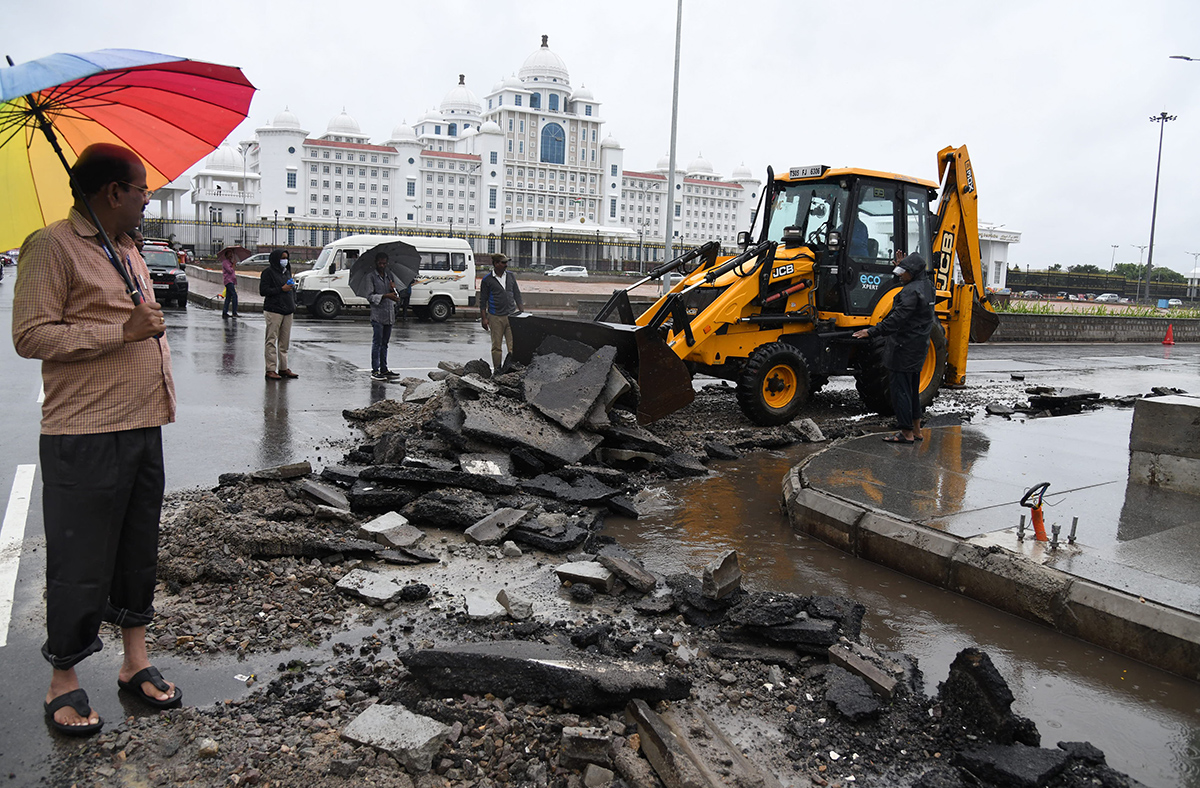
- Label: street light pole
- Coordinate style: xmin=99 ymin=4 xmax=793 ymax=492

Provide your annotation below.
xmin=1143 ymin=111 xmax=1176 ymax=302
xmin=273 ymin=210 xmax=278 ymax=246
xmin=1110 ymin=244 xmax=1118 ymax=271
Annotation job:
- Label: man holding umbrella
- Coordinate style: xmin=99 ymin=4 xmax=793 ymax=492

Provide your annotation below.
xmin=12 ymin=143 xmax=181 ymax=735
xmin=367 ymin=251 xmax=401 ymax=380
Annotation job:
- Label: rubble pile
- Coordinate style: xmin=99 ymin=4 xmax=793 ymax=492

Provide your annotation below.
xmin=45 ymin=350 xmax=1151 ymax=786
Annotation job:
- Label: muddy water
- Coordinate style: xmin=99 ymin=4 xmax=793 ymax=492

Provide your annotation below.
xmin=602 ymin=445 xmax=1200 ymax=788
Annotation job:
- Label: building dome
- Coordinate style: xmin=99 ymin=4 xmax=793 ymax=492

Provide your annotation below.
xmin=206 ymin=143 xmax=243 ymax=172
xmin=272 ymin=107 xmax=301 ymax=129
xmin=518 ymin=34 xmax=569 ymax=83
xmin=461 ymin=126 xmax=478 ymax=138
xmin=479 ymin=120 xmax=503 ymax=135
xmin=655 ymin=154 xmax=672 ymax=171
xmin=730 ymin=163 xmax=754 ymax=180
xmin=418 ymin=108 xmax=443 ymax=124
xmin=502 ymin=74 xmax=523 ymax=90
xmin=441 ymin=74 xmax=482 ymax=115
xmin=326 ymin=110 xmax=361 ymax=135
xmin=687 ymin=153 xmax=714 ymax=174
xmin=601 ymin=134 xmax=621 ymax=149
xmin=490 ymin=78 xmax=505 ymax=93
xmin=569 ymin=85 xmax=594 ymax=102
xmin=389 ymin=121 xmax=417 ymax=142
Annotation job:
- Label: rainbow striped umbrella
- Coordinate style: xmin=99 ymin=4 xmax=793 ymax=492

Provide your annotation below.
xmin=0 ymin=48 xmax=255 ymax=258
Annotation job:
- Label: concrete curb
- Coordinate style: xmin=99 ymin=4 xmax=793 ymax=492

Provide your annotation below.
xmin=781 ymin=462 xmax=1200 ymax=680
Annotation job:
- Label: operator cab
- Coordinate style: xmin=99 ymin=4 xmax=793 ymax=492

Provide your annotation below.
xmin=765 ymin=169 xmax=937 ymax=316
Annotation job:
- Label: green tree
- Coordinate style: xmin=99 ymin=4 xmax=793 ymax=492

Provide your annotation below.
xmin=1153 ymin=268 xmax=1185 ymax=284
xmin=1048 ymin=263 xmax=1062 ymax=272
xmin=1068 ymin=264 xmax=1102 ymax=274
xmin=1113 ymin=262 xmax=1143 ymax=280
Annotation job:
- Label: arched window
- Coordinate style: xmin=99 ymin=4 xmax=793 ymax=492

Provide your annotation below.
xmin=448 ymin=123 xmax=457 ymax=137
xmin=530 ymin=93 xmax=541 ymax=109
xmin=549 ymin=94 xmax=559 ymax=112
xmin=540 ymin=122 xmax=565 ymax=164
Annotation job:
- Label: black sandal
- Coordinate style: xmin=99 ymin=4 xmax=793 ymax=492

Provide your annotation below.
xmin=882 ymin=433 xmax=914 ymax=444
xmin=118 ymin=666 xmax=182 ymax=709
xmin=44 ymin=688 xmax=103 ymax=736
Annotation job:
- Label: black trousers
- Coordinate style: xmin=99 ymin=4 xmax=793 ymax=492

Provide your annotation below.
xmin=889 ymin=369 xmax=922 ymax=430
xmin=39 ymin=427 xmax=164 ymax=670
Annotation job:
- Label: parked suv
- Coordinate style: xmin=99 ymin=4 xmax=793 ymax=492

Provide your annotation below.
xmin=1095 ymin=293 xmax=1120 ymax=303
xmin=141 ymin=243 xmax=189 ymax=307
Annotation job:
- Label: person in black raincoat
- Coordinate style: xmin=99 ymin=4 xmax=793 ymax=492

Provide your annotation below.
xmin=853 ymin=253 xmax=934 ymax=443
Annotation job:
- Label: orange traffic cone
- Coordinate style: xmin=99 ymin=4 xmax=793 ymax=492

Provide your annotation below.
xmin=1163 ymin=323 xmax=1175 ymax=345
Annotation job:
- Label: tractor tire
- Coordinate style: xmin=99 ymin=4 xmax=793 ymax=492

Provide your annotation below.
xmin=736 ymin=342 xmax=811 ymax=426
xmin=428 ymin=296 xmax=453 ymax=323
xmin=313 ymin=293 xmax=342 ymax=320
xmin=855 ymin=321 xmax=949 ymax=416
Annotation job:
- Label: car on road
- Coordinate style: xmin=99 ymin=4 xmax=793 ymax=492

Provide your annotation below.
xmin=141 ymin=244 xmax=189 ymax=307
xmin=1021 ymin=290 xmax=1040 ymax=298
xmin=545 ymin=265 xmax=588 ymax=278
xmin=240 ymin=252 xmax=272 ymax=267
xmin=1095 ymin=293 xmax=1120 ymax=303
xmin=1167 ymin=298 xmax=1184 ymax=308
xmin=666 ymin=272 xmax=685 ymax=288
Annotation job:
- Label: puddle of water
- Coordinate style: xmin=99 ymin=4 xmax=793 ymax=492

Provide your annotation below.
xmin=601 ymin=444 xmax=1200 ymax=788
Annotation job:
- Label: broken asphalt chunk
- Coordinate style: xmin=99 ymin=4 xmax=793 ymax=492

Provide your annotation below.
xmin=461 ymin=397 xmax=602 ymax=467
xmin=399 ymin=641 xmax=690 ymax=711
xmin=335 ymin=569 xmax=404 ymax=606
xmin=464 ymin=507 xmax=530 ymax=545
xmin=359 ymin=465 xmax=517 ymax=495
xmin=340 ymin=702 xmax=450 ymax=773
xmin=357 ymin=512 xmax=425 ymax=549
xmin=297 ymin=479 xmax=350 ymax=511
xmin=953 ymin=744 xmax=1069 ymax=788
xmin=250 ymin=461 xmax=312 ymax=481
xmin=556 ymin=561 xmax=616 ymax=594
xmin=597 ymin=553 xmax=656 ymax=593
xmin=701 ymin=550 xmax=741 ymax=600
xmin=824 ymin=666 xmax=882 ymax=722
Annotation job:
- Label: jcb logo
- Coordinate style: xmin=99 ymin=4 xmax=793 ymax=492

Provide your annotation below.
xmin=935 ymin=230 xmax=954 ymax=291
xmin=770 ymin=263 xmax=794 ymax=280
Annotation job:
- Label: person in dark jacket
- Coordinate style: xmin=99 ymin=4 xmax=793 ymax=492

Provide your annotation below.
xmin=259 ymin=249 xmax=298 ymax=380
xmin=853 ymin=253 xmax=934 ymax=443
xmin=478 ymin=253 xmax=524 ymax=372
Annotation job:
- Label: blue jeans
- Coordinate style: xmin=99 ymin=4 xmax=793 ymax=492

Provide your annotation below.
xmin=371 ymin=321 xmax=392 ymax=372
xmin=222 ymin=282 xmax=238 ymax=316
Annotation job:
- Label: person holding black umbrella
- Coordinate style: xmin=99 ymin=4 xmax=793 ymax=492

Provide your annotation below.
xmin=260 ymin=249 xmax=298 ymax=380
xmin=367 ymin=252 xmax=401 ymax=380
xmin=220 ymin=248 xmax=240 ymax=318
xmin=12 ymin=143 xmax=182 ymax=736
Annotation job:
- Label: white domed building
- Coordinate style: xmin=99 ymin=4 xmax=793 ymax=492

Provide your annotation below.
xmin=189 ymin=141 xmax=262 ymax=244
xmin=198 ymin=35 xmax=760 ymax=264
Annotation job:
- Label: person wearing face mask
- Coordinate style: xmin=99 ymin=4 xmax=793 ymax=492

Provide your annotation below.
xmin=852 ymin=252 xmax=934 ymax=444
xmin=259 ymin=249 xmax=298 ymax=380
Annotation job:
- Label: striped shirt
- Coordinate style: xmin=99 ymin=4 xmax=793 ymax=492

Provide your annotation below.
xmin=12 ymin=209 xmax=176 ymax=435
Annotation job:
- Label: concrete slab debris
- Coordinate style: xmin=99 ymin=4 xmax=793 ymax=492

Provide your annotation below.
xmin=626 ymin=699 xmax=785 ymax=788
xmin=496 ymin=588 xmax=534 ymax=620
xmin=824 ymin=666 xmax=882 ymax=721
xmin=583 ymin=763 xmax=616 ymax=788
xmin=405 ymin=379 xmax=447 ymax=403
xmin=561 ymin=726 xmax=613 ymax=768
xmin=460 ymin=397 xmax=602 ymax=467
xmin=335 ymin=569 xmax=403 ymax=606
xmin=787 ymin=417 xmax=826 ymax=442
xmin=358 ymin=512 xmax=424 ymax=549
xmin=314 ymin=505 xmax=356 ymax=522
xmin=459 ymin=452 xmax=514 ymax=477
xmin=359 ymin=465 xmax=516 ymax=495
xmin=938 ymin=648 xmax=1040 ymax=747
xmin=701 ymin=550 xmax=741 ymax=600
xmin=339 ymin=702 xmax=450 ymax=773
xmin=319 ymin=464 xmax=361 ymax=485
xmin=527 ymin=347 xmax=618 ymax=431
xmin=250 ymin=461 xmax=312 ymax=481
xmin=598 ymin=553 xmax=657 ymax=594
xmin=953 ymin=744 xmax=1069 ymax=788
xmin=373 ymin=432 xmax=407 ymax=464
xmin=399 ymin=641 xmax=690 ymax=711
xmin=456 ymin=372 xmax=500 ymax=395
xmin=828 ymin=641 xmax=903 ymax=699
xmin=465 ymin=507 xmax=530 ymax=545
xmin=297 ymin=479 xmax=350 ymax=511
xmin=556 ymin=561 xmax=616 ymax=594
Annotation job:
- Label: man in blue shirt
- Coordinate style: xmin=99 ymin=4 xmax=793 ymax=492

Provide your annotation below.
xmin=478 ymin=254 xmax=524 ymax=373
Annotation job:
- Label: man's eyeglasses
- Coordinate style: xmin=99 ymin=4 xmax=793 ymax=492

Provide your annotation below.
xmin=118 ymin=182 xmax=152 ymax=199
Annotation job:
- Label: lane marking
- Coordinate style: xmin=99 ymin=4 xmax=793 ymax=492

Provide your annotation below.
xmin=0 ymin=464 xmax=36 ymax=648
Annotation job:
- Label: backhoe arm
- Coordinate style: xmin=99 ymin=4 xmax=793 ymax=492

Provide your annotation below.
xmin=933 ymin=145 xmax=985 ymax=300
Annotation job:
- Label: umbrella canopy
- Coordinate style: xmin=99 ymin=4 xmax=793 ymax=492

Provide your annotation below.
xmin=348 ymin=240 xmax=421 ymax=298
xmin=0 ymin=49 xmax=255 ymax=250
xmin=218 ymin=245 xmax=253 ymax=264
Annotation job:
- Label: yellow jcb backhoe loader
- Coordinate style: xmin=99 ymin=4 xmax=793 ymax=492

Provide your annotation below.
xmin=510 ymin=145 xmax=999 ymax=425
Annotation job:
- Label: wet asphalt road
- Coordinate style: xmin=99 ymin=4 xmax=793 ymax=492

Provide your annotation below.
xmin=1 ymin=280 xmax=1199 ymax=784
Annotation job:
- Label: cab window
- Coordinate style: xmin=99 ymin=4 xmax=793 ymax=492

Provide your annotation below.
xmin=451 ymin=252 xmax=466 ymax=272
xmin=843 ymin=181 xmax=902 ymax=315
xmin=767 ymin=181 xmax=849 ymax=246
xmin=420 ymin=252 xmax=450 ymax=271
xmin=904 ymin=186 xmax=931 ymax=266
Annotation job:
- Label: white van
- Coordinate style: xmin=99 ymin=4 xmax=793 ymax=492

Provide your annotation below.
xmin=294 ymin=234 xmax=476 ymax=321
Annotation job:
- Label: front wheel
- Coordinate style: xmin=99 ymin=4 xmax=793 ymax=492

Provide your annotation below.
xmin=313 ymin=293 xmax=342 ymax=320
xmin=428 ymin=297 xmax=453 ymax=323
xmin=735 ymin=342 xmax=811 ymax=426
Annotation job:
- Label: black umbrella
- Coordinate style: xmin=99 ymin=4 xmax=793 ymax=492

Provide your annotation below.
xmin=348 ymin=240 xmax=421 ymax=298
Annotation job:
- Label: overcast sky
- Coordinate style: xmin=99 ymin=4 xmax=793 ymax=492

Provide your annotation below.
xmin=8 ymin=0 xmax=1200 ymax=274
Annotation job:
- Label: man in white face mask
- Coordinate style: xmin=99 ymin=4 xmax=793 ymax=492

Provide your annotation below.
xmin=259 ymin=249 xmax=298 ymax=380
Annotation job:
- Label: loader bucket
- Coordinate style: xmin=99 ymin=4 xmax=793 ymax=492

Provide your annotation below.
xmin=971 ymin=295 xmax=1001 ymax=343
xmin=509 ymin=313 xmax=695 ymax=424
